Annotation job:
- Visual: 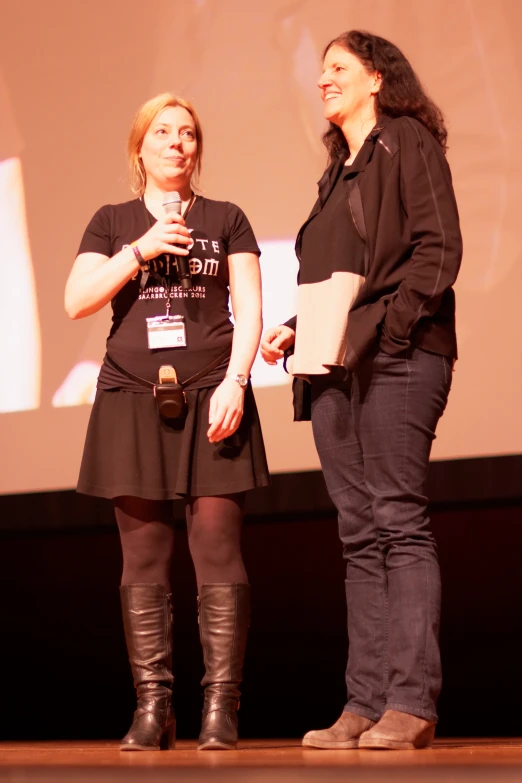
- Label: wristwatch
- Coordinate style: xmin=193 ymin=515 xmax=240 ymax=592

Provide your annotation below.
xmin=227 ymin=373 xmax=248 ymax=388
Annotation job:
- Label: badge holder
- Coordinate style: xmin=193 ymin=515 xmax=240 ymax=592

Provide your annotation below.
xmin=146 ymin=314 xmax=187 ymax=350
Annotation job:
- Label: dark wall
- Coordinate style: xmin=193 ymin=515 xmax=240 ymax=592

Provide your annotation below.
xmin=0 ymin=497 xmax=521 ymax=740
xmin=1 ymin=455 xmax=521 ymax=534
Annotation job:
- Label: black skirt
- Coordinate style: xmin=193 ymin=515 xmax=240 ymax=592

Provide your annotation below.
xmin=77 ymin=384 xmax=270 ymax=500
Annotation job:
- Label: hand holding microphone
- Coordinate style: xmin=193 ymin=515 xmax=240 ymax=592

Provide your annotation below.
xmin=163 ymin=191 xmax=193 ymax=289
xmin=132 ymin=198 xmax=192 ymax=266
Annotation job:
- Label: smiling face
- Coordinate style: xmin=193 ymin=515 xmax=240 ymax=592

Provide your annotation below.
xmin=139 ymin=105 xmax=198 ymax=192
xmin=318 ymin=45 xmax=381 ymax=128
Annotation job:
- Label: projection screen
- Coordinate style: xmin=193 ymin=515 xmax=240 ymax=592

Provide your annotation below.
xmin=0 ymin=0 xmax=521 ymax=495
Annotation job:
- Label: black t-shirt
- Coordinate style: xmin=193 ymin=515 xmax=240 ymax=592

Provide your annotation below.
xmin=77 ymin=196 xmax=260 ymax=391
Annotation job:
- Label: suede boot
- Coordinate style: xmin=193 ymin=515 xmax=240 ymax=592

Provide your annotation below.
xmin=358 ymin=709 xmax=436 ymax=749
xmin=197 ymin=583 xmax=250 ymax=750
xmin=119 ymin=584 xmax=176 ymax=751
xmin=302 ymin=712 xmax=375 ymax=749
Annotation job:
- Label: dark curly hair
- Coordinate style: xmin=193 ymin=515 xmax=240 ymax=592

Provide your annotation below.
xmin=323 ymin=30 xmax=448 ymax=161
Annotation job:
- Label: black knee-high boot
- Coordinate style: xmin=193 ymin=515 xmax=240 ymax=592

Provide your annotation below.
xmin=197 ymin=583 xmax=250 ymax=750
xmin=119 ymin=584 xmax=176 ymax=751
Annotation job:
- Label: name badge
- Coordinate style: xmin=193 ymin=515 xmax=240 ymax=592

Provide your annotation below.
xmin=146 ymin=315 xmax=187 ymax=350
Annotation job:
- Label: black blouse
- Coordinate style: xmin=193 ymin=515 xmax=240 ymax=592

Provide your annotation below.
xmin=299 ymin=165 xmax=366 ymax=284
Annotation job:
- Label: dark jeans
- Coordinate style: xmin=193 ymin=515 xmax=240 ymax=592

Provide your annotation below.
xmin=310 ymin=348 xmax=452 ymax=723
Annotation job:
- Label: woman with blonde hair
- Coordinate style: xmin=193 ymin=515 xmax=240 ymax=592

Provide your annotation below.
xmin=66 ymin=93 xmax=269 ymax=750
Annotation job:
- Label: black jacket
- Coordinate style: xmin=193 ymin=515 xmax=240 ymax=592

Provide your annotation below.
xmin=287 ymin=114 xmax=463 ymax=420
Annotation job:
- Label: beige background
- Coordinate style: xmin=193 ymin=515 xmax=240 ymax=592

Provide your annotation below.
xmin=0 ymin=0 xmax=521 ymax=493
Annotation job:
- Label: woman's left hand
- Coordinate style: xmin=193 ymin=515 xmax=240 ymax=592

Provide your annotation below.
xmin=207 ymin=378 xmax=245 ymax=443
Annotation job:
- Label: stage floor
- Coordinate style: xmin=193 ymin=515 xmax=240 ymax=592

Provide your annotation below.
xmin=0 ymin=739 xmax=521 ymax=782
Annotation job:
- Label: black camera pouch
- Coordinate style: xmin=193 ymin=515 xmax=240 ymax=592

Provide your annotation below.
xmin=154 ymin=382 xmax=186 ymax=420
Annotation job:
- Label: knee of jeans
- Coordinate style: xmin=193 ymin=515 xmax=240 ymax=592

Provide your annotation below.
xmin=378 ymin=527 xmax=438 ymax=561
xmin=340 ymin=530 xmax=381 ymax=561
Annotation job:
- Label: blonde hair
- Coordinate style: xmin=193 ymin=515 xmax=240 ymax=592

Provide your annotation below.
xmin=128 ymin=93 xmax=203 ymax=196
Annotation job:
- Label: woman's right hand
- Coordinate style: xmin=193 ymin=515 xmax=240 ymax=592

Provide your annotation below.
xmin=65 ymin=212 xmax=195 ymax=320
xmin=260 ymin=325 xmax=295 ymax=365
xmin=137 ymin=212 xmax=193 ymax=261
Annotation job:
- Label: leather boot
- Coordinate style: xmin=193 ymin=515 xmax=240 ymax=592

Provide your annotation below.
xmin=302 ymin=712 xmax=375 ymax=749
xmin=197 ymin=583 xmax=250 ymax=750
xmin=358 ymin=709 xmax=436 ymax=749
xmin=119 ymin=584 xmax=176 ymax=751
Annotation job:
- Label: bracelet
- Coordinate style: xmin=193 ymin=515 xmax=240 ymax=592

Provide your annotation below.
xmin=131 ymin=242 xmax=149 ymax=270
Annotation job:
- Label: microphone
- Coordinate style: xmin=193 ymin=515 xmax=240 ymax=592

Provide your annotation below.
xmin=162 ymin=191 xmax=192 ymax=290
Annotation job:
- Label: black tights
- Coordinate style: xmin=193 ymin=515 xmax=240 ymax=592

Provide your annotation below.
xmin=114 ymin=494 xmax=247 ymax=591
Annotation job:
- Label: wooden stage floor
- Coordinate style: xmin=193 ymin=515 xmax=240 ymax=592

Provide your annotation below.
xmin=0 ymin=739 xmax=521 ymax=782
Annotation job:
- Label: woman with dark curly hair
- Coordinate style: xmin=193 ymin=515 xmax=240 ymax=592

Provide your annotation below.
xmin=261 ymin=30 xmax=462 ymax=749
